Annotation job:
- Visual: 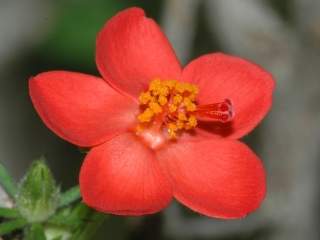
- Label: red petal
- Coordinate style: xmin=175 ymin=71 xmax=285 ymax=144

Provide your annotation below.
xmin=79 ymin=133 xmax=173 ymax=215
xmin=29 ymin=71 xmax=138 ymax=147
xmin=182 ymin=53 xmax=275 ymax=139
xmin=157 ymin=138 xmax=266 ymax=219
xmin=96 ymin=7 xmax=182 ymax=98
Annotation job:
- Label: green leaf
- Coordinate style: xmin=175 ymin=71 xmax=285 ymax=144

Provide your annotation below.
xmin=46 ymin=203 xmax=90 ymax=239
xmin=48 ymin=203 xmax=90 ymax=228
xmin=0 ymin=218 xmax=27 ymax=235
xmin=69 ymin=203 xmax=91 ymax=221
xmin=26 ymin=224 xmax=46 ymax=240
xmin=0 ymin=162 xmax=17 ymax=198
xmin=70 ymin=212 xmax=106 ymax=240
xmin=0 ymin=207 xmax=20 ymax=218
xmin=65 ymin=203 xmax=106 ymax=240
xmin=59 ymin=185 xmax=80 ymax=208
xmin=48 ymin=207 xmax=80 ymax=227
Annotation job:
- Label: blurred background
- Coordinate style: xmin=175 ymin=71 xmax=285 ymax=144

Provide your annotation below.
xmin=1 ymin=0 xmax=320 ymax=239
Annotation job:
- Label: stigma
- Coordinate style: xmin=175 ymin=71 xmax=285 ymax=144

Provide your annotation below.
xmin=135 ymin=79 xmax=234 ymax=148
xmin=195 ymin=99 xmax=234 ymax=123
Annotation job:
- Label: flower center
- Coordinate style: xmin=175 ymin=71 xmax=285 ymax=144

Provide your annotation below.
xmin=135 ymin=79 xmax=234 ymax=149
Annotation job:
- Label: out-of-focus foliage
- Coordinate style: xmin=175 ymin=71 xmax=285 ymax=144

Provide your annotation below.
xmin=38 ymin=0 xmax=125 ymax=70
xmin=36 ymin=0 xmax=164 ymax=72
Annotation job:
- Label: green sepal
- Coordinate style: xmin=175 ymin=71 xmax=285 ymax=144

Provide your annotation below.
xmin=16 ymin=158 xmax=60 ymax=223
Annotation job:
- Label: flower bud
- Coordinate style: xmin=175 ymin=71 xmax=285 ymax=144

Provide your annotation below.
xmin=16 ymin=158 xmax=60 ymax=223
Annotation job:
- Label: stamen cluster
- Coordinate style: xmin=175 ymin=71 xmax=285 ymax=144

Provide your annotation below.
xmin=137 ymin=79 xmax=199 ymax=138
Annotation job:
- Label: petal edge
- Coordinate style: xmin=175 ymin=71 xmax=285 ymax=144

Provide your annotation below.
xmin=29 ymin=71 xmax=138 ymax=147
xmin=96 ymin=7 xmax=182 ymax=98
xmin=80 ymin=133 xmax=173 ymax=215
xmin=182 ymin=53 xmax=275 ymax=139
xmin=158 ymin=138 xmax=266 ymax=219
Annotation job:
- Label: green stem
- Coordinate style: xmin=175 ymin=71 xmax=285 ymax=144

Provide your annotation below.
xmin=59 ymin=185 xmax=81 ymax=208
xmin=0 ymin=162 xmax=17 ymax=199
xmin=0 ymin=218 xmax=27 ymax=235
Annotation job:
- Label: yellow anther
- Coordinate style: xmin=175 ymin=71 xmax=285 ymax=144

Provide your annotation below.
xmin=139 ymin=92 xmax=152 ymax=105
xmin=169 ymin=104 xmax=177 ymax=113
xmin=137 ymin=108 xmax=154 ymax=123
xmin=149 ymin=102 xmax=162 ymax=114
xmin=183 ymin=97 xmax=197 ymax=112
xmin=192 ymin=85 xmax=199 ymax=94
xmin=189 ymin=93 xmax=196 ymax=101
xmin=168 ymin=123 xmax=178 ymax=131
xmin=178 ymin=112 xmax=187 ymax=121
xmin=175 ymin=82 xmax=187 ymax=93
xmin=158 ymin=95 xmax=168 ymax=106
xmin=164 ymin=80 xmax=177 ymax=89
xmin=183 ymin=97 xmax=192 ymax=106
xmin=184 ymin=84 xmax=193 ymax=93
xmin=149 ymin=79 xmax=161 ymax=91
xmin=177 ymin=120 xmax=184 ymax=129
xmin=173 ymin=94 xmax=183 ymax=104
xmin=137 ymin=78 xmax=199 ymax=139
xmin=168 ymin=123 xmax=178 ymax=138
xmin=187 ymin=115 xmax=197 ymax=128
xmin=158 ymin=86 xmax=169 ymax=96
xmin=149 ymin=79 xmax=170 ymax=97
xmin=186 ymin=102 xmax=197 ymax=112
xmin=168 ymin=131 xmax=176 ymax=139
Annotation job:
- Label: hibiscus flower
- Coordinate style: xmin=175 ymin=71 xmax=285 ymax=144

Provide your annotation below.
xmin=29 ymin=7 xmax=274 ymax=219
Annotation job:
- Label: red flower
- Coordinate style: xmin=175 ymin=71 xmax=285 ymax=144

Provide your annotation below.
xmin=29 ymin=7 xmax=274 ymax=218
